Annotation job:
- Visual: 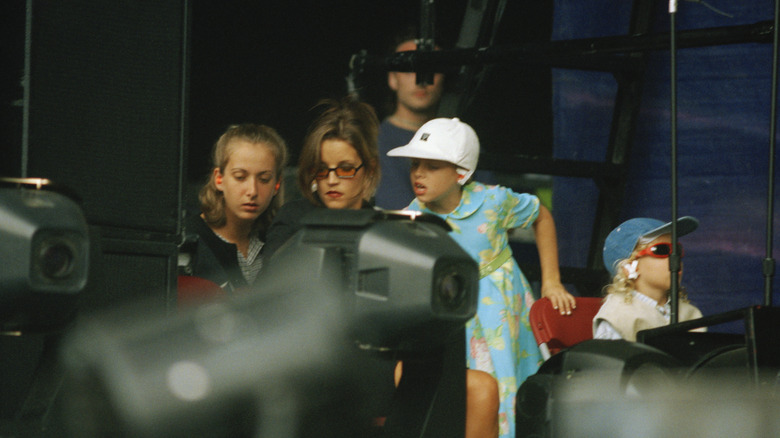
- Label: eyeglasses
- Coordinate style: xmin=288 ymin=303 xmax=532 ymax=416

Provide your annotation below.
xmin=635 ymin=242 xmax=684 ymax=259
xmin=314 ymin=163 xmax=364 ymax=180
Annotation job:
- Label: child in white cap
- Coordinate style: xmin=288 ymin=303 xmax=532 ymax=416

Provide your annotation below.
xmin=388 ymin=117 xmax=575 ymax=438
xmin=593 ymin=216 xmax=704 ymax=341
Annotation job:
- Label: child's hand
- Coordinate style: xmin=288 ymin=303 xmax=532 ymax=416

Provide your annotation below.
xmin=541 ymin=283 xmax=576 ymax=315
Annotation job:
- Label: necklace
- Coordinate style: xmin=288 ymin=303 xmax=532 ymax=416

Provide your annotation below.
xmin=389 ymin=115 xmax=425 ymax=131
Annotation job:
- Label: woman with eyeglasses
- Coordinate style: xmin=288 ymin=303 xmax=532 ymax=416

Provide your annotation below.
xmin=593 ymin=216 xmax=706 ymax=341
xmin=263 ymin=97 xmax=501 ymax=438
xmin=262 ymin=96 xmax=381 ymax=260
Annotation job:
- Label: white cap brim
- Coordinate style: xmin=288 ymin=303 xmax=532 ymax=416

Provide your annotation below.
xmin=387 ymin=143 xmax=454 ymax=163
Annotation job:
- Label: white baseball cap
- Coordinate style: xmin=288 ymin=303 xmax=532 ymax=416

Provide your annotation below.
xmin=387 ymin=117 xmax=480 ymax=185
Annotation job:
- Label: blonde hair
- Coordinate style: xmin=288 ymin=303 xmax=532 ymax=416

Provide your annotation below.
xmin=297 ymin=97 xmax=380 ymax=206
xmin=199 ymin=124 xmax=288 ymax=239
xmin=602 ymin=235 xmax=690 ymax=303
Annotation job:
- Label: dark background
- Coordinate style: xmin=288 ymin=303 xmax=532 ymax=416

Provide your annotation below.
xmin=187 ymin=0 xmax=469 ymax=182
xmin=2 ymin=0 xmax=556 ymax=190
xmin=0 ymin=0 xmax=472 ymax=182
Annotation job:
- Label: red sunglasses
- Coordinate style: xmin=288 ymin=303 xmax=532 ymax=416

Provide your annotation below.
xmin=635 ymin=242 xmax=684 ymax=259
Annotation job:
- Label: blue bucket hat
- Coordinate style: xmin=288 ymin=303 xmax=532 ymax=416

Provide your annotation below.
xmin=602 ymin=216 xmax=699 ymax=277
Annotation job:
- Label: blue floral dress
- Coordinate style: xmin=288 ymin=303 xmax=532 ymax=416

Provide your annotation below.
xmin=406 ymin=181 xmax=543 ymax=438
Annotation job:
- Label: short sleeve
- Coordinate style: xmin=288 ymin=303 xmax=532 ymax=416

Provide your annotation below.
xmin=496 ymin=186 xmax=540 ymax=230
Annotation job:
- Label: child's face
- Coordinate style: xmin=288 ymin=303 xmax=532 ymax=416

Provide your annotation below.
xmin=215 ymin=140 xmax=279 ymax=225
xmin=409 ymin=158 xmax=462 ymax=214
xmin=633 ymin=234 xmax=682 ymax=298
xmin=316 ymin=138 xmax=367 ymax=210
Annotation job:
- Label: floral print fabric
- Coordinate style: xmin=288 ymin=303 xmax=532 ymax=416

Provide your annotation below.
xmin=406 ymin=181 xmax=544 ymax=438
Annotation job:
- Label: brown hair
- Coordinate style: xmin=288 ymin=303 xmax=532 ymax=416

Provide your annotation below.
xmin=297 ymin=97 xmax=380 ymax=206
xmin=199 ymin=124 xmax=288 ymax=239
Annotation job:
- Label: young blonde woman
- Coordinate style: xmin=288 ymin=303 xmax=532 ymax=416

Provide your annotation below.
xmin=186 ymin=123 xmax=287 ymax=293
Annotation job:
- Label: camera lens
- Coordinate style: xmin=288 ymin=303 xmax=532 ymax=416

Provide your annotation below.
xmin=436 ymin=271 xmax=464 ymax=311
xmin=39 ymin=241 xmax=76 ymax=279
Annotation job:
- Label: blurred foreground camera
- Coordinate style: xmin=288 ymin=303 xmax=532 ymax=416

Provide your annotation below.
xmin=0 ymin=178 xmax=89 ymax=331
xmin=267 ymin=208 xmax=479 ymax=353
xmin=59 ymin=209 xmax=478 ymax=437
xmin=517 ymin=307 xmax=780 ymax=438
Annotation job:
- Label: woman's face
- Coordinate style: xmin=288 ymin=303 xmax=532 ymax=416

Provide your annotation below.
xmin=215 ymin=140 xmax=279 ymax=226
xmin=316 ymin=139 xmax=367 ymax=210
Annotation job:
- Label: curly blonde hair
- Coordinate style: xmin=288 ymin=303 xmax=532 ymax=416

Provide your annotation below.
xmin=199 ymin=124 xmax=288 ymax=240
xmin=602 ymin=236 xmax=690 ymax=303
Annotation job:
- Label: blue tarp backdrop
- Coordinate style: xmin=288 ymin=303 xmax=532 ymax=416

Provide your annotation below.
xmin=552 ymin=1 xmax=780 ymax=324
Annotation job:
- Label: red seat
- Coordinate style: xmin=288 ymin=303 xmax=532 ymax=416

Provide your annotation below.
xmin=529 ymin=296 xmax=603 ymax=360
xmin=177 ymin=275 xmax=225 ymax=307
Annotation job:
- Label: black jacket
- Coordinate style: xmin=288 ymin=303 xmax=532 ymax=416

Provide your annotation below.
xmin=183 ymin=214 xmax=248 ymax=293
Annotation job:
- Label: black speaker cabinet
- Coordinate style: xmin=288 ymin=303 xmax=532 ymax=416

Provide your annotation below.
xmin=18 ymin=0 xmax=190 ymax=307
xmin=638 ymin=305 xmax=780 ymax=382
xmin=517 ymin=309 xmax=780 ymax=438
xmin=23 ymin=0 xmax=189 ymax=235
xmin=516 ymin=340 xmax=681 ymax=438
xmin=1 ymin=3 xmax=188 ymax=432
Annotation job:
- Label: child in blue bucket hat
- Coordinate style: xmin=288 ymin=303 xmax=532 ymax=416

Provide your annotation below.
xmin=593 ymin=216 xmax=705 ymax=341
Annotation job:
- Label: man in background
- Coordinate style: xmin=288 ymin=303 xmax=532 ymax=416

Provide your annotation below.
xmin=374 ymin=35 xmax=446 ymax=210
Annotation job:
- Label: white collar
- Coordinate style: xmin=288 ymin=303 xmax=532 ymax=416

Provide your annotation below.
xmin=632 ymin=290 xmax=670 ymax=318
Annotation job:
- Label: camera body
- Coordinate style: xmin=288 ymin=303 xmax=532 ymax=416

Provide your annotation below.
xmin=0 ymin=179 xmax=89 ymax=330
xmin=267 ymin=208 xmax=479 ymax=353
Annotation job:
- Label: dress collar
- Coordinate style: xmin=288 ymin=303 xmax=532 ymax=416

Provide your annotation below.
xmin=412 ymin=181 xmax=487 ymax=219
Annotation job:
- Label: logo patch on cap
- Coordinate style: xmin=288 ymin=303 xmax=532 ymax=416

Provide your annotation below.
xmin=420 ymin=133 xmax=430 ymax=141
